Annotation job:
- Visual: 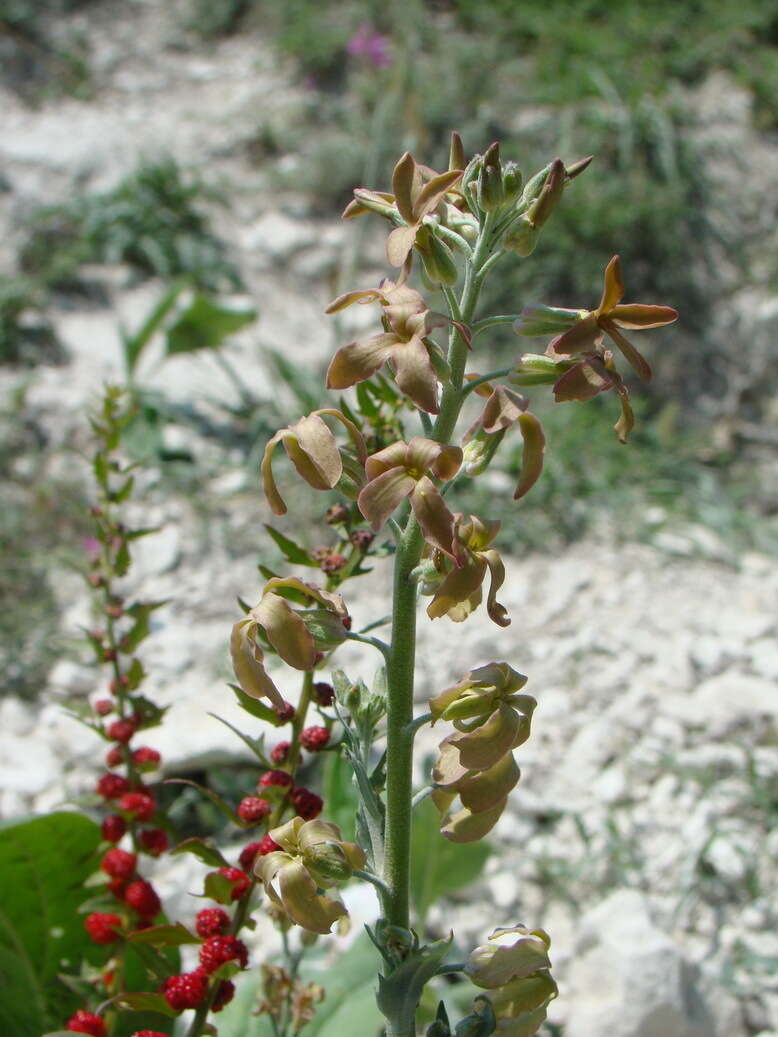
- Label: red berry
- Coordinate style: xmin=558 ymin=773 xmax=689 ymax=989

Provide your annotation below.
xmin=124 ymin=879 xmax=161 ymax=919
xmin=107 ymin=718 xmax=136 ymax=744
xmin=96 ymin=772 xmax=130 ymax=799
xmin=237 ymin=796 xmax=271 ymax=823
xmin=274 ymin=701 xmax=296 ymax=723
xmin=313 ymin=681 xmax=334 ymax=706
xmin=94 ymin=699 xmax=113 ymax=716
xmin=349 ymin=528 xmax=374 ymax=551
xmin=270 ymin=741 xmax=290 ymax=764
xmin=84 ymin=912 xmax=122 ymax=945
xmin=101 ymin=814 xmax=127 ymax=843
xmin=198 ymin=935 xmax=249 ymax=974
xmin=118 ymin=791 xmax=156 ymax=822
xmin=105 ymin=746 xmax=123 ymax=767
xmin=65 ymin=1011 xmax=106 ymax=1037
xmin=131 ymin=1032 xmax=169 ymax=1037
xmin=101 ymin=847 xmax=137 ymax=880
xmin=238 ymin=841 xmax=262 ymax=870
xmin=138 ymin=828 xmax=169 ymax=856
xmin=258 ymin=769 xmax=292 ymax=789
xmin=319 ymin=552 xmax=347 ymax=574
xmin=291 ymin=787 xmax=323 ymax=820
xmin=132 ymin=746 xmax=161 ymax=770
xmin=103 ymin=647 xmax=118 ymax=663
xmin=162 ymin=971 xmax=208 ymax=1011
xmin=258 ymin=834 xmax=282 ymax=855
xmin=217 ymin=867 xmax=251 ymax=901
xmin=212 ymin=979 xmax=236 ymax=1012
xmin=195 ymin=907 xmax=230 ymax=939
xmin=109 ymin=676 xmax=129 ymax=694
xmin=300 ymin=726 xmax=330 ymax=752
xmin=107 ymin=877 xmax=129 ymax=899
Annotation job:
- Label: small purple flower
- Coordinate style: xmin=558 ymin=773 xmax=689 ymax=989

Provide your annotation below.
xmin=83 ymin=536 xmax=101 ymax=562
xmin=346 ymin=25 xmax=392 ymax=68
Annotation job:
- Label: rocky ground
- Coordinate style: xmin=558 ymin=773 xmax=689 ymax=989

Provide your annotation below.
xmin=1 ymin=3 xmax=777 ymax=1036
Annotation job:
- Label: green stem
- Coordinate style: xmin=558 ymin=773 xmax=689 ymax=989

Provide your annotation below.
xmin=461 ymin=367 xmax=513 ymax=397
xmin=380 ymin=215 xmax=500 ymax=1037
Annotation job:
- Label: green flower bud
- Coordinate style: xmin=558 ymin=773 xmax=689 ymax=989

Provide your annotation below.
xmin=509 ymin=354 xmax=574 ymax=387
xmin=502 ymin=162 xmax=523 ymax=204
xmin=419 ymin=230 xmax=459 ymax=285
xmin=503 ymin=217 xmax=538 ymax=257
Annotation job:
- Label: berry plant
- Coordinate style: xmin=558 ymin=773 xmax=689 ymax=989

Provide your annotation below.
xmin=20 ymin=133 xmax=675 ymax=1037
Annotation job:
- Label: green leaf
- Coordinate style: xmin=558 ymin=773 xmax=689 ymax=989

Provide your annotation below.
xmin=121 ymin=281 xmax=186 ymax=375
xmin=228 ymin=684 xmax=286 ymax=726
xmin=163 ymin=779 xmax=240 ymax=824
xmin=0 ymin=813 xmax=102 ymax=1036
xmin=165 ymin=295 xmax=256 ymax=355
xmin=202 ymin=871 xmax=237 ymax=905
xmin=411 ymin=798 xmax=491 ymax=926
xmin=208 ymin=712 xmax=269 ymax=765
xmin=264 ymin=524 xmax=317 ymax=566
xmin=170 ymin=837 xmax=231 ymax=870
xmin=111 ymin=991 xmax=178 ymax=1017
xmin=127 ymin=922 xmax=200 ymax=947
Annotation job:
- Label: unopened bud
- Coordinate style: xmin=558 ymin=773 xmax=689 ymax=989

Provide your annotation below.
xmin=449 ymin=131 xmax=465 ymax=173
xmin=418 ymin=229 xmax=459 ymax=286
xmin=503 ymin=217 xmax=539 ymax=257
xmin=325 ymin=504 xmax=350 ymax=525
xmin=510 ymin=354 xmax=574 ymax=387
xmin=476 ymin=142 xmax=504 ymax=212
xmin=502 ymin=162 xmax=523 ymax=204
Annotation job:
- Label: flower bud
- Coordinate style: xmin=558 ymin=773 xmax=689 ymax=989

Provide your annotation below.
xmin=503 ymin=217 xmax=539 ymax=257
xmin=417 ymin=229 xmax=459 ymax=286
xmin=502 ymin=162 xmax=523 ymax=204
xmin=509 ymin=354 xmax=571 ymax=387
xmin=476 ymin=143 xmax=504 ymax=212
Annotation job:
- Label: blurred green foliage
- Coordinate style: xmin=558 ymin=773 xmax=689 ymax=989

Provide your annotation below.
xmin=0 ymin=277 xmax=63 ymax=366
xmin=20 ymin=157 xmax=241 ymax=294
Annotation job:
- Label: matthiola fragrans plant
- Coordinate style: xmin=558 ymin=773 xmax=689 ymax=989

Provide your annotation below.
xmin=42 ymin=132 xmax=677 ymax=1037
xmin=224 ymin=133 xmax=676 ymax=1037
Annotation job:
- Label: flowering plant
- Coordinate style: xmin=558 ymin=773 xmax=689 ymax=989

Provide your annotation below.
xmin=32 ymin=133 xmax=676 ymax=1037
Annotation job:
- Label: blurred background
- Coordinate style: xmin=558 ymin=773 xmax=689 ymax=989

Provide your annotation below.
xmin=0 ymin=1 xmax=776 ymax=1034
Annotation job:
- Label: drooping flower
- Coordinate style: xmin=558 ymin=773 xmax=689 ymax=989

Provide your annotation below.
xmin=429 ymin=664 xmax=536 ymax=843
xmin=326 ymin=281 xmax=467 ymax=414
xmin=357 ymin=437 xmax=462 ymax=557
xmin=462 ymin=386 xmax=545 ymax=500
xmin=261 ymin=408 xmax=366 ymax=515
xmin=423 ymin=515 xmax=509 ymax=627
xmin=255 ymin=817 xmax=366 ymax=934
xmin=231 ymin=578 xmax=350 ymax=705
xmin=466 ymin=926 xmax=558 ymax=1037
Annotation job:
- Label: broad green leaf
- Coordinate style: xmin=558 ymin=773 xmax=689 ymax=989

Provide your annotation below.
xmin=121 ymin=281 xmax=185 ymax=375
xmin=0 ymin=813 xmax=102 ymax=1037
xmin=165 ymin=295 xmax=256 ymax=355
xmin=411 ymin=798 xmax=491 ymax=926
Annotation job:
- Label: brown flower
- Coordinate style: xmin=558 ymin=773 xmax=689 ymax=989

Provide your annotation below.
xmin=357 ymin=437 xmax=462 ymax=557
xmin=462 ymin=386 xmax=545 ymax=500
xmin=424 ymin=515 xmax=509 ymax=627
xmin=326 ymin=281 xmax=466 ymax=414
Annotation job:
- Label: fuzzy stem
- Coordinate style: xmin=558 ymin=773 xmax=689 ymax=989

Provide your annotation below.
xmin=380 ymin=216 xmax=499 ymax=1037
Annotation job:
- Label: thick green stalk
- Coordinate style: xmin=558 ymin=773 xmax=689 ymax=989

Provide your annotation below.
xmin=380 ymin=215 xmax=498 ymax=1037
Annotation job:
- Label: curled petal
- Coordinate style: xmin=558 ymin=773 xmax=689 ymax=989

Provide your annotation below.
xmin=391 ymin=334 xmax=440 ymax=413
xmin=278 ymin=858 xmax=347 ymax=934
xmin=546 ymin=313 xmax=601 ymax=357
xmin=344 ymin=189 xmax=395 ymax=219
xmin=325 ymin=288 xmax=386 ymax=314
xmin=261 ymin=428 xmax=293 ymax=515
xmin=431 ymin=444 xmax=464 ymax=481
xmin=254 ymin=594 xmax=317 ymax=670
xmin=316 ymin=407 xmax=368 ymax=468
xmin=467 ymin=928 xmax=551 ymax=989
xmin=609 ymin=303 xmax=678 ymax=329
xmin=230 ymin=619 xmax=285 ymax=709
xmin=598 ymin=254 xmax=624 ymax=313
xmin=364 ymin=440 xmax=412 ymax=480
xmin=326 ymin=333 xmax=398 ymax=390
xmin=600 ymin=319 xmax=652 ymax=381
xmin=449 ymin=704 xmax=521 ymax=772
xmin=440 ymin=797 xmax=507 ymax=843
xmin=426 ymin=554 xmax=487 ymax=622
xmin=410 ymin=476 xmax=457 ymax=558
xmin=287 ymin=414 xmax=344 ymax=489
xmin=614 ymin=383 xmax=635 ymax=443
xmin=432 ymin=738 xmax=471 ymax=788
xmin=457 ymin=752 xmax=521 ymax=813
xmin=482 ymin=549 xmax=510 ymax=627
xmin=256 ymin=849 xmax=295 ymax=907
xmin=358 ymin=467 xmax=416 ymax=530
xmin=513 ymin=412 xmax=545 ymax=501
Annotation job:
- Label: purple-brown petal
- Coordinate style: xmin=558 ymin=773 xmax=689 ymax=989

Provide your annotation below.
xmin=391 ymin=152 xmax=421 ymax=225
xmin=513 ymin=412 xmax=545 ymax=501
xmin=598 ymin=254 xmax=625 ymax=313
xmin=254 ymin=594 xmax=317 ymax=671
xmin=391 ymin=334 xmax=441 ymax=413
xmin=386 ymin=224 xmax=418 ymax=268
xmin=325 ymin=288 xmax=385 ymax=314
xmin=326 ymin=333 xmax=398 ymax=390
xmin=413 ymin=169 xmax=464 ymax=220
xmin=364 ymin=440 xmax=411 ymax=480
xmin=601 ymin=319 xmax=652 ymax=381
xmin=482 ymin=549 xmax=510 ymax=627
xmin=411 ymin=476 xmax=458 ymax=558
xmin=609 ymin=303 xmax=678 ymax=329
xmin=358 ymin=467 xmax=416 ymax=530
xmin=426 ymin=555 xmax=488 ymax=621
xmin=545 ymin=313 xmax=601 ymax=357
xmin=552 ymin=357 xmax=613 ymax=402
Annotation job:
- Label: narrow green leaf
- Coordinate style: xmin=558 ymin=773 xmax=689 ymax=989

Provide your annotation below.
xmin=165 ymin=295 xmax=256 ymax=355
xmin=127 ymin=923 xmax=200 ymax=947
xmin=170 ymin=837 xmax=231 ymax=870
xmin=228 ymin=684 xmax=285 ymax=726
xmin=264 ymin=524 xmax=317 ymax=566
xmin=111 ymin=992 xmax=178 ymax=1017
xmin=163 ymin=780 xmax=240 ymax=824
